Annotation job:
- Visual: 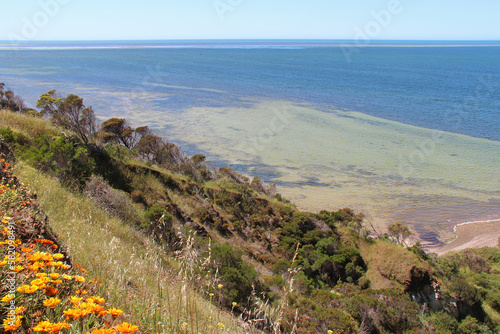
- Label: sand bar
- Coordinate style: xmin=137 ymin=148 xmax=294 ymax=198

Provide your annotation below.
xmin=426 ymin=220 xmax=500 ymax=256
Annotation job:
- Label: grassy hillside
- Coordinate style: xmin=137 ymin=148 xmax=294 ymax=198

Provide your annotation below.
xmin=1 ymin=85 xmax=500 ymax=333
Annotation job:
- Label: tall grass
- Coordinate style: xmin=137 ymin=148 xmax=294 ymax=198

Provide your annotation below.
xmin=14 ymin=162 xmax=245 ymax=333
xmin=0 ymin=110 xmax=60 ymax=138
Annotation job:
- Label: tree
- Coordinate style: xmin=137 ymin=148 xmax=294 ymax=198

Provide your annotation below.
xmin=0 ymin=83 xmax=5 ymax=99
xmin=388 ymin=221 xmax=412 ymax=246
xmin=36 ymin=90 xmax=96 ymax=144
xmin=36 ymin=90 xmax=62 ymax=116
xmin=100 ymin=118 xmax=141 ymax=149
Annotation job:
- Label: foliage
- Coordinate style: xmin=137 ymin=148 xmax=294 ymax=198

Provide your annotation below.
xmin=210 ymin=242 xmax=258 ymax=307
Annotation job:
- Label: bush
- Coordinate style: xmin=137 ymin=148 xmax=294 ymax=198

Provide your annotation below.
xmin=84 ymin=175 xmax=140 ymax=224
xmin=210 ymin=242 xmax=259 ymax=307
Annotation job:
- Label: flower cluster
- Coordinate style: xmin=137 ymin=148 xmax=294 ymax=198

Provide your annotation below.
xmin=0 ymin=158 xmax=138 ymax=333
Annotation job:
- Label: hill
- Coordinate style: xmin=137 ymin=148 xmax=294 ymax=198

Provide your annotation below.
xmin=1 ymin=84 xmax=499 ymax=333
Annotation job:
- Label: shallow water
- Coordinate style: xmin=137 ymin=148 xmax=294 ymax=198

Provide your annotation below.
xmin=1 ymin=42 xmax=499 ymax=242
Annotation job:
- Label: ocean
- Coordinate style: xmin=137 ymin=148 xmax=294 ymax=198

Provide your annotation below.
xmin=0 ymin=40 xmax=499 ymax=245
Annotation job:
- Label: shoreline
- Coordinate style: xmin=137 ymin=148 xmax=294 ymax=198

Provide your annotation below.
xmin=424 ymin=219 xmax=500 ymax=256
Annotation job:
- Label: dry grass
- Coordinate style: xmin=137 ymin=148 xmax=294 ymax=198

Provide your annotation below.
xmin=0 ymin=109 xmax=60 ymax=139
xmin=14 ymin=162 xmax=246 ymax=333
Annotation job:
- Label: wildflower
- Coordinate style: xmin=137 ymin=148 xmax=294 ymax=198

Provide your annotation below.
xmin=62 ymin=274 xmax=72 ymax=280
xmin=31 ymin=277 xmax=50 ymax=287
xmin=32 ymin=320 xmax=70 ymax=333
xmin=51 ymin=279 xmax=63 ymax=285
xmin=43 ymin=297 xmax=61 ymax=308
xmin=327 ymin=331 xmax=333 ymax=334
xmin=209 ymin=293 xmax=214 ymax=297
xmin=115 ymin=322 xmax=139 ymax=333
xmin=49 ymin=273 xmax=60 ymax=279
xmin=13 ymin=265 xmax=24 ymax=272
xmin=217 ymin=284 xmax=223 ymax=289
xmin=1 ymin=294 xmax=14 ymax=302
xmin=74 ymin=275 xmax=85 ymax=283
xmin=64 ymin=308 xmax=86 ymax=320
xmin=75 ymin=289 xmax=87 ymax=295
xmin=17 ymin=285 xmax=38 ymax=294
xmin=44 ymin=286 xmax=59 ymax=296
xmin=101 ymin=308 xmax=123 ymax=317
xmin=0 ymin=260 xmax=7 ymax=266
xmin=182 ymin=322 xmax=188 ymax=328
xmin=15 ymin=306 xmax=23 ymax=314
xmin=69 ymin=296 xmax=83 ymax=304
xmin=36 ymin=273 xmax=48 ymax=278
xmin=218 ymin=322 xmax=225 ymax=329
xmin=87 ymin=296 xmax=105 ymax=304
xmin=53 ymin=253 xmax=64 ymax=260
xmin=21 ymin=247 xmax=33 ymax=253
xmin=3 ymin=316 xmax=22 ymax=331
xmin=232 ymin=302 xmax=237 ymax=308
xmin=87 ymin=329 xmax=115 ymax=334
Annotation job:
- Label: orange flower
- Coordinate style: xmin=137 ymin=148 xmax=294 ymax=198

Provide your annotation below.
xmin=87 ymin=296 xmax=105 ymax=304
xmin=74 ymin=276 xmax=85 ymax=283
xmin=17 ymin=285 xmax=39 ymax=294
xmin=21 ymin=247 xmax=33 ymax=253
xmin=43 ymin=297 xmax=61 ymax=308
xmin=13 ymin=265 xmax=24 ymax=272
xmin=49 ymin=273 xmax=60 ymax=279
xmin=44 ymin=286 xmax=59 ymax=297
xmin=87 ymin=329 xmax=115 ymax=334
xmin=115 ymin=322 xmax=139 ymax=333
xmin=63 ymin=308 xmax=86 ymax=320
xmin=75 ymin=289 xmax=87 ymax=296
xmin=32 ymin=320 xmax=70 ymax=333
xmin=102 ymin=308 xmax=123 ymax=318
xmin=3 ymin=316 xmax=22 ymax=331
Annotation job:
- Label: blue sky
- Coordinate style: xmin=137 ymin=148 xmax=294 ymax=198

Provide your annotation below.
xmin=1 ymin=0 xmax=499 ymax=41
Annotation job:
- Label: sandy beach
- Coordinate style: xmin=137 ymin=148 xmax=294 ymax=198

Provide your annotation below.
xmin=425 ymin=220 xmax=500 ymax=256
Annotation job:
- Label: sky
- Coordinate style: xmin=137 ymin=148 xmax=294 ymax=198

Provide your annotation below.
xmin=1 ymin=0 xmax=500 ymax=41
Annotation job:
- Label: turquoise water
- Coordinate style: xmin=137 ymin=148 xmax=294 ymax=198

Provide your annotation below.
xmin=0 ymin=40 xmax=499 ymax=244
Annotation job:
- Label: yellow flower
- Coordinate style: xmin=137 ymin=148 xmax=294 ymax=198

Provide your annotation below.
xmin=49 ymin=273 xmax=60 ymax=279
xmin=52 ymin=253 xmax=64 ymax=260
xmin=62 ymin=274 xmax=73 ymax=280
xmin=182 ymin=322 xmax=188 ymax=328
xmin=75 ymin=289 xmax=87 ymax=295
xmin=1 ymin=294 xmax=14 ymax=303
xmin=69 ymin=296 xmax=83 ymax=304
xmin=43 ymin=297 xmax=61 ymax=308
xmin=115 ymin=322 xmax=139 ymax=333
xmin=51 ymin=279 xmax=63 ymax=285
xmin=15 ymin=306 xmax=23 ymax=315
xmin=36 ymin=273 xmax=48 ymax=278
xmin=217 ymin=284 xmax=223 ymax=289
xmin=232 ymin=302 xmax=237 ymax=307
xmin=327 ymin=331 xmax=333 ymax=334
xmin=0 ymin=260 xmax=7 ymax=266
xmin=218 ymin=322 xmax=225 ymax=329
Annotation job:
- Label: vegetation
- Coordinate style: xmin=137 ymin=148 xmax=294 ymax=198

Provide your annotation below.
xmin=1 ymin=84 xmax=499 ymax=333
